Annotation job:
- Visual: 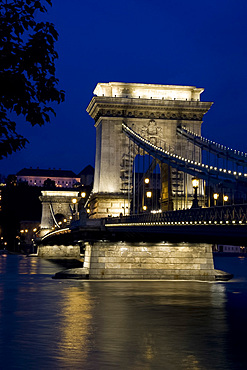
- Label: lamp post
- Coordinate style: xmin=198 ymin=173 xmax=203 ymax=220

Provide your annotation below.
xmin=142 ymin=178 xmax=150 ymax=213
xmin=223 ymin=195 xmax=228 ymax=206
xmin=72 ymin=198 xmax=77 ymax=215
xmin=191 ymin=177 xmax=199 ymax=208
xmin=213 ymin=193 xmax=219 ymax=206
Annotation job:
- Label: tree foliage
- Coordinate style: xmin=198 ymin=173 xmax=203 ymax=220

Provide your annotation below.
xmin=0 ymin=0 xmax=65 ymax=159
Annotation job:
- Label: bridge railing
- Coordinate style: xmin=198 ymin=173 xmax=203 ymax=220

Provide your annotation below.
xmin=104 ymin=204 xmax=247 ymax=225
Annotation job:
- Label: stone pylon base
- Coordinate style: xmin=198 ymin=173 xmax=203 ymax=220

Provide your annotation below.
xmin=89 ymin=193 xmax=130 ymax=218
xmin=84 ymin=241 xmax=216 ymax=281
xmin=37 ymin=244 xmax=80 ymax=258
xmin=38 ymin=228 xmax=53 ymax=238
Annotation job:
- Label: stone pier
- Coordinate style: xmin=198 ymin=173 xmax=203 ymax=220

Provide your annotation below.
xmin=83 ymin=241 xmax=215 ymax=281
xmin=37 ymin=244 xmax=80 ymax=258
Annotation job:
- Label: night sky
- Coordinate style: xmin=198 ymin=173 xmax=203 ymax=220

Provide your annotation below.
xmin=1 ymin=0 xmax=247 ymax=176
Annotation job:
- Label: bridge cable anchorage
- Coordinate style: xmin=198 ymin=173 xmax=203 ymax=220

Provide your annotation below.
xmin=49 ymin=203 xmax=60 ymax=228
xmin=177 ymin=126 xmax=247 ymax=166
xmin=121 ymin=123 xmax=247 ymax=190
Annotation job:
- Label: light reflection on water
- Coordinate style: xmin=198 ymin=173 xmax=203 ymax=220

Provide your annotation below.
xmin=0 ymin=255 xmax=247 ymax=369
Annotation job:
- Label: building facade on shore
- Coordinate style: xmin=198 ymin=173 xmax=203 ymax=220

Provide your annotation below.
xmin=16 ymin=168 xmax=81 ymax=188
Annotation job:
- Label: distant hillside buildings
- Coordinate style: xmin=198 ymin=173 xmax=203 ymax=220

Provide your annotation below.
xmin=16 ymin=165 xmax=94 ymax=188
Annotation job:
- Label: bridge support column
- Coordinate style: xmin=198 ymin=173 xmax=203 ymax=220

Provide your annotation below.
xmin=84 ymin=241 xmax=216 ymax=281
xmin=39 ymin=190 xmax=80 ymax=237
xmin=37 ymin=244 xmax=80 ymax=258
xmin=89 ymin=193 xmax=130 ymax=218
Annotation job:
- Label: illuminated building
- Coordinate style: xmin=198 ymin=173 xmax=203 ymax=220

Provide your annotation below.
xmin=16 ymin=168 xmax=80 ymax=188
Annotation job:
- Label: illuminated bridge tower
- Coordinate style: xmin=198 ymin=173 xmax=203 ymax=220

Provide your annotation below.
xmin=39 ymin=190 xmax=80 ymax=237
xmin=87 ymin=82 xmax=213 ymax=218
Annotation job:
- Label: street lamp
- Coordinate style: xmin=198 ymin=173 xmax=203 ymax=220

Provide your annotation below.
xmin=144 ymin=178 xmax=150 ymax=184
xmin=146 ymin=191 xmax=152 ymax=198
xmin=143 ymin=205 xmax=147 ymax=211
xmin=191 ymin=177 xmax=199 ymax=208
xmin=81 ymin=192 xmax=86 ymax=198
xmin=72 ymin=198 xmax=77 ymax=214
xmin=213 ymin=193 xmax=219 ymax=206
xmin=223 ymin=195 xmax=228 ymax=205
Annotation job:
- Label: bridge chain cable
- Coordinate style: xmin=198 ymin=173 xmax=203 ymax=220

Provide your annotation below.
xmin=49 ymin=203 xmax=60 ymax=228
xmin=122 ymin=122 xmax=247 ymax=191
xmin=177 ymin=126 xmax=247 ymax=166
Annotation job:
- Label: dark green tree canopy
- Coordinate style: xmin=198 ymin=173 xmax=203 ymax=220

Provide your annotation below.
xmin=0 ymin=0 xmax=65 ymax=159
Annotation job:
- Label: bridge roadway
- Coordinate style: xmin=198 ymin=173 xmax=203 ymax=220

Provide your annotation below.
xmin=41 ymin=204 xmax=247 ymax=246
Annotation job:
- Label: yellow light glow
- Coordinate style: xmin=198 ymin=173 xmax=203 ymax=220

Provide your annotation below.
xmin=58 ymin=221 xmax=62 ymax=225
xmin=86 ymin=209 xmax=90 ymax=214
xmin=33 ymin=228 xmax=37 ymax=232
xmin=213 ymin=193 xmax=219 ymax=200
xmin=144 ymin=178 xmax=150 ymax=184
xmin=81 ymin=192 xmax=86 ymax=198
xmin=72 ymin=198 xmax=77 ymax=204
xmin=20 ymin=230 xmax=24 ymax=233
xmin=63 ymin=219 xmax=67 ymax=223
xmin=223 ymin=195 xmax=228 ymax=202
xmin=25 ymin=229 xmax=28 ymax=233
xmin=69 ymin=216 xmax=73 ymax=219
xmin=143 ymin=205 xmax=147 ymax=211
xmin=146 ymin=191 xmax=152 ymax=198
xmin=192 ymin=177 xmax=199 ymax=188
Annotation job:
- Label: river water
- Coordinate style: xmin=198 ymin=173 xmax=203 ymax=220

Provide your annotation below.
xmin=0 ymin=254 xmax=247 ymax=370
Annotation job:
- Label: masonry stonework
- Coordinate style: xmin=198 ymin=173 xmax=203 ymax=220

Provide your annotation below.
xmin=87 ymin=82 xmax=213 ymax=218
xmin=39 ymin=190 xmax=80 ymax=236
xmin=84 ymin=241 xmax=215 ymax=281
xmin=37 ymin=244 xmax=80 ymax=258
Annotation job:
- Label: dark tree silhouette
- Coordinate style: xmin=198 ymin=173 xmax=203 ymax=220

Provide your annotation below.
xmin=0 ymin=0 xmax=65 ymax=159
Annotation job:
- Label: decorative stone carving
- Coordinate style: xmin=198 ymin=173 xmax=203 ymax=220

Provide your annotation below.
xmin=140 ymin=120 xmax=163 ymax=147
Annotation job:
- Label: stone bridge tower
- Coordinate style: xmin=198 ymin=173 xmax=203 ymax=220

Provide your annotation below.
xmin=39 ymin=190 xmax=80 ymax=237
xmin=86 ymin=82 xmax=213 ymax=218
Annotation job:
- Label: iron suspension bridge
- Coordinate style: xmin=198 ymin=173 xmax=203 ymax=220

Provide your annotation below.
xmin=122 ymin=122 xmax=247 ymax=190
xmin=40 ymin=121 xmax=247 ymax=245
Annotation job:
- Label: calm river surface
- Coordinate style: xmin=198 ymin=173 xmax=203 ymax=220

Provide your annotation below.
xmin=1 ymin=254 xmax=247 ymax=370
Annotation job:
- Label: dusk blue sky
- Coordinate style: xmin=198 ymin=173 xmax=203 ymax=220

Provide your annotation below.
xmin=1 ymin=0 xmax=247 ymax=176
